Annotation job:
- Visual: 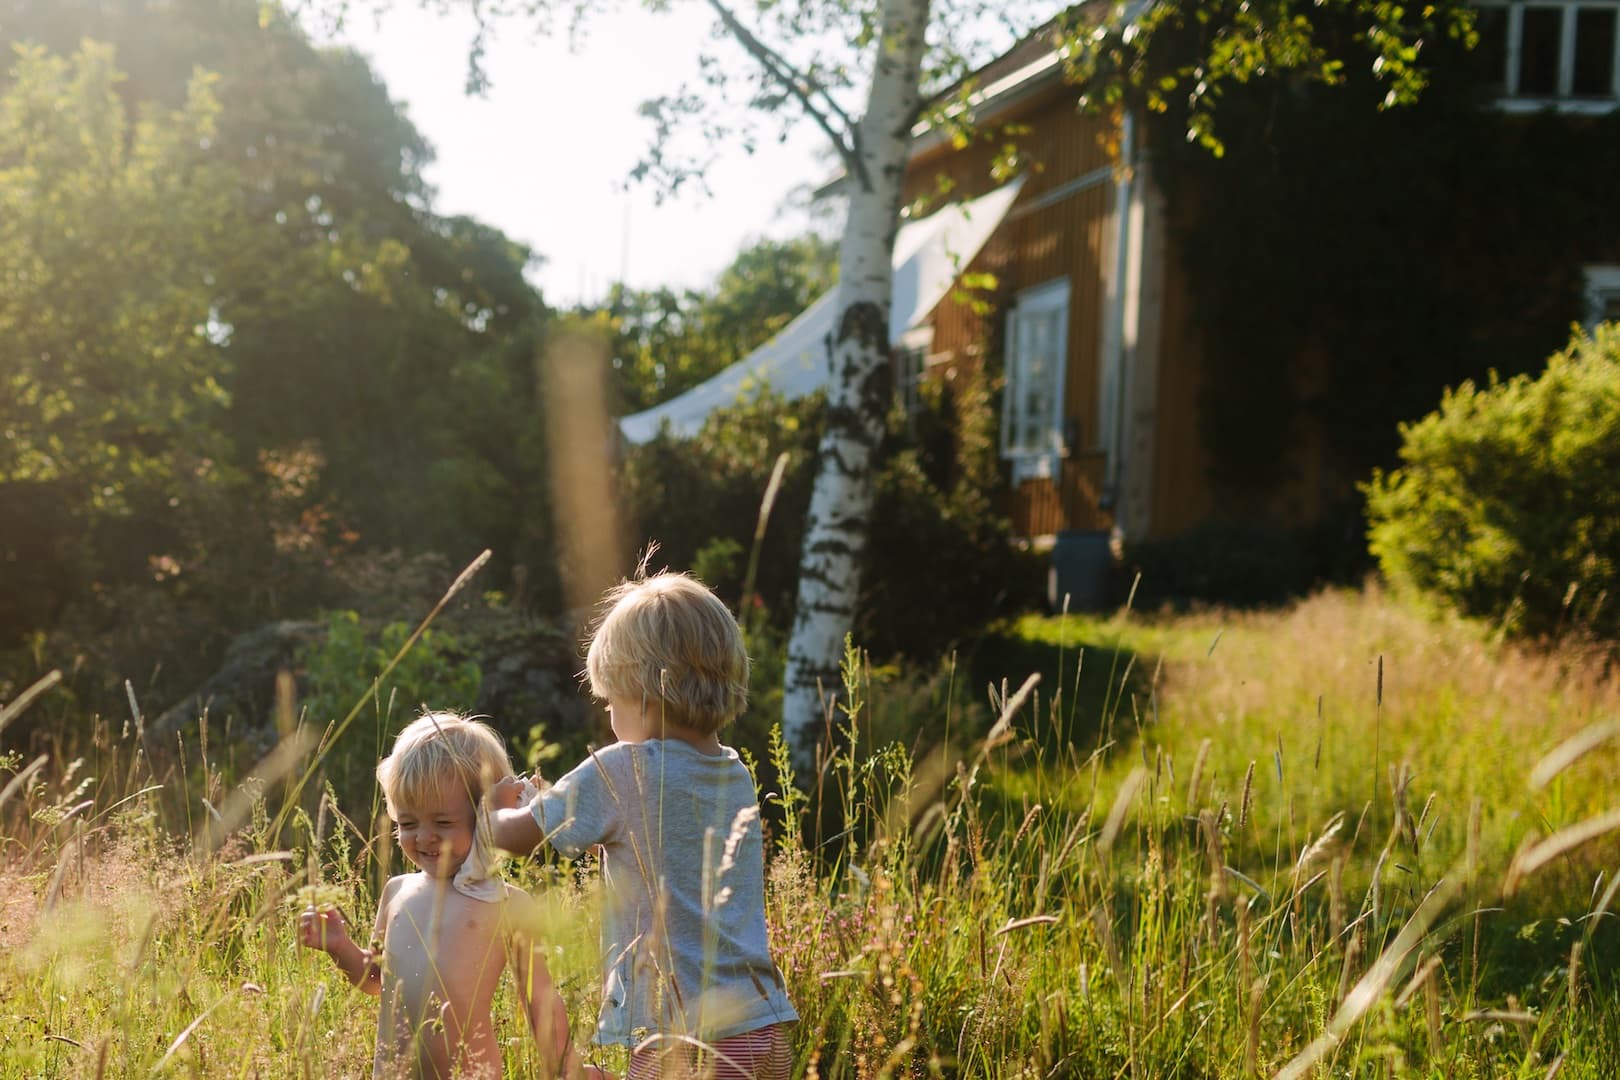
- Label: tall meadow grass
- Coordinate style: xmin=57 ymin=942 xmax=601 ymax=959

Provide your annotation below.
xmin=2 ymin=585 xmax=1617 ymax=1076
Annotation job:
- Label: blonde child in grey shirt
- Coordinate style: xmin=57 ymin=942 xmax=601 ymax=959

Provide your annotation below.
xmin=490 ymin=572 xmax=797 ymax=1080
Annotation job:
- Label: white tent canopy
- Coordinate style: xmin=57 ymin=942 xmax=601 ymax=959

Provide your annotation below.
xmin=617 ymin=176 xmax=1026 ymax=445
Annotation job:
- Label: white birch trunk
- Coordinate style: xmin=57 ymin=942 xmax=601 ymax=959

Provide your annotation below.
xmin=782 ymin=0 xmax=931 ymax=767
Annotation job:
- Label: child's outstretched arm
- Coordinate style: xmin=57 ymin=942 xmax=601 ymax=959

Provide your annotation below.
xmin=504 ymin=889 xmax=578 ymax=1079
xmin=296 ymin=878 xmax=397 ymax=996
xmin=489 ymin=774 xmax=545 ymax=854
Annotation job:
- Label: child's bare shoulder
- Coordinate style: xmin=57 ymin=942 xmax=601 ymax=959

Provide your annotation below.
xmin=381 ymin=873 xmax=415 ymax=895
xmin=377 ymin=873 xmax=419 ymax=911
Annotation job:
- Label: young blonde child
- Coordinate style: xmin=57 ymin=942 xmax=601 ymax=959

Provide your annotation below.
xmin=489 ymin=572 xmax=798 ymax=1080
xmin=297 ymin=711 xmax=578 ymax=1079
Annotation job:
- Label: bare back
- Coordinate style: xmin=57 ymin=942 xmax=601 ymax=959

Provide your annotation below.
xmin=373 ymin=874 xmax=521 ymax=1079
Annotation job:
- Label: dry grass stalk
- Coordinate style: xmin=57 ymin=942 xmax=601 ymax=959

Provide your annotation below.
xmin=1278 ymin=868 xmax=1465 ymax=1080
xmin=1091 ymin=903 xmax=1129 ymax=997
xmin=1097 ymin=767 xmax=1145 ymax=855
xmin=1568 ymin=940 xmax=1583 ymax=1007
xmin=1529 ymin=719 xmax=1620 ymax=791
xmin=1243 ymin=976 xmax=1266 ymax=1077
xmin=1335 ymin=926 xmax=1363 ymax=1008
xmin=1467 ymin=798 xmax=1482 ymax=884
xmin=1200 ymin=808 xmax=1228 ymax=905
xmin=1236 ymin=895 xmax=1252 ymax=994
xmin=0 ymin=754 xmax=48 ymax=816
xmin=1462 ymin=1002 xmax=1536 ymax=1053
xmin=1395 ymin=953 xmax=1442 ymax=1009
xmin=1293 ymin=812 xmax=1346 ymax=881
xmin=1237 ymin=761 xmax=1255 ymax=829
xmin=1504 ymin=808 xmax=1620 ymax=896
xmin=1186 ymin=738 xmax=1212 ymax=808
xmin=1425 ymin=974 xmax=1444 ymax=1059
xmin=982 ymin=672 xmax=1040 ymax=757
xmin=1389 ymin=763 xmax=1416 ymax=852
xmin=995 ymin=914 xmax=1059 ymax=937
xmin=0 ymin=668 xmax=62 ymax=736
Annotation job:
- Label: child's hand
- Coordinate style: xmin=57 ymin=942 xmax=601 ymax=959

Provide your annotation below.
xmin=296 ymin=906 xmax=352 ymax=953
xmin=490 ymin=773 xmax=539 ymax=811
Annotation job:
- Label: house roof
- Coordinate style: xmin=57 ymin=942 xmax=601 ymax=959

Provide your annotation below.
xmin=815 ymin=4 xmax=1121 ymax=197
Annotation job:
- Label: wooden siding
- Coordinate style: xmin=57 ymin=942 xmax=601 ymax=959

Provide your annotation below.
xmin=904 ymin=84 xmax=1326 ymax=542
xmin=904 ymin=84 xmax=1123 ymax=538
xmin=1145 ymin=223 xmax=1214 ymax=537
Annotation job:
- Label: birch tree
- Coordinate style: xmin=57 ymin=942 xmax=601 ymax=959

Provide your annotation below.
xmin=774 ymin=0 xmax=930 ymax=764
xmin=618 ymin=0 xmax=1049 ymax=767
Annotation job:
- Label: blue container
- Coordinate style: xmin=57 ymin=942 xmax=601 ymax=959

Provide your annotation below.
xmin=1049 ymin=529 xmax=1111 ymax=611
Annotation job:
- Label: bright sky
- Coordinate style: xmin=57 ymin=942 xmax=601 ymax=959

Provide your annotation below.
xmin=308 ymin=5 xmax=829 ymax=308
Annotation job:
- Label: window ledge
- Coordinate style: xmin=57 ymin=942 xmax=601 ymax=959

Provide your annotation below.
xmin=1489 ymin=97 xmax=1620 ymax=116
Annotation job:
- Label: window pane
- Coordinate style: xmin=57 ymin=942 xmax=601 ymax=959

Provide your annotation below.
xmin=1574 ymin=8 xmax=1617 ymax=96
xmin=1520 ymin=7 xmax=1564 ymax=96
xmin=1006 ymin=304 xmax=1065 ymax=455
xmin=1471 ymin=6 xmax=1509 ymax=97
xmin=1602 ymin=294 xmax=1620 ymax=323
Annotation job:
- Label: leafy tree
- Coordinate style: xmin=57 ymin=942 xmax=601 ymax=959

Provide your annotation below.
xmin=606 ymin=232 xmax=837 ymax=412
xmin=0 ymin=41 xmax=234 ymax=634
xmin=0 ymin=1 xmax=563 ymax=704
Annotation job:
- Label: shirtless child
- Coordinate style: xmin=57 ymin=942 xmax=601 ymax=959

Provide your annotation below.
xmin=297 ymin=711 xmax=578 ymax=1079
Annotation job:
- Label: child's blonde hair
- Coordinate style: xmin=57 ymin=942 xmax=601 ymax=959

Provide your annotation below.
xmin=585 ymin=572 xmax=749 ymax=735
xmin=376 ymin=710 xmax=513 ymax=818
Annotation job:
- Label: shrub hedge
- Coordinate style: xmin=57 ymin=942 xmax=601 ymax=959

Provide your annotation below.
xmin=1364 ymin=324 xmax=1620 ymax=640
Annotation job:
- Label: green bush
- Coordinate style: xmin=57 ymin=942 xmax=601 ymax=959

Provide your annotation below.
xmin=859 ymin=450 xmax=1044 ymax=657
xmin=1364 ymin=324 xmax=1620 ymax=639
xmin=617 ymin=389 xmax=822 ymax=619
xmin=618 ymin=384 xmax=1042 ymax=664
xmin=299 ymin=610 xmax=483 ymax=811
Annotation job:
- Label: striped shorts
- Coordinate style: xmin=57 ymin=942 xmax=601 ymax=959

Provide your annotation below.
xmin=626 ymin=1024 xmax=793 ymax=1080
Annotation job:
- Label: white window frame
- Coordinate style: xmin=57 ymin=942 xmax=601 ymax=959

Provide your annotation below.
xmin=1000 ymin=278 xmax=1070 ymax=483
xmin=1584 ymin=264 xmax=1620 ymax=327
xmin=1477 ymin=0 xmax=1620 ymax=113
xmin=893 ymin=326 xmax=934 ymax=423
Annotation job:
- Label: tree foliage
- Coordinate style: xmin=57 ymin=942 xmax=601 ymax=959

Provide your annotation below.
xmin=0 ymin=0 xmax=556 ymax=706
xmin=617 ymin=371 xmax=1043 ymax=664
xmin=1067 ymin=0 xmax=1475 ymax=155
xmin=605 ymin=232 xmax=837 ymax=412
xmin=0 ymin=41 xmax=236 ymax=640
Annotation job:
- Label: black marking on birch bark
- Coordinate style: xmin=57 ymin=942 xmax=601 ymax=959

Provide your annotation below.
xmin=837 ymin=300 xmax=887 ymax=352
xmin=824 ymin=399 xmax=884 ymax=445
xmin=807 ymin=536 xmax=859 ymax=560
xmin=858 ymin=355 xmax=892 ymax=426
xmin=787 ymin=666 xmax=838 ymax=693
xmin=814 ymin=437 xmax=872 ymax=481
xmin=789 ymin=592 xmax=852 ymax=621
xmin=796 ymin=566 xmax=840 ymax=592
xmin=797 ymin=557 xmax=855 ymax=592
xmin=824 ymin=351 xmax=889 ymax=454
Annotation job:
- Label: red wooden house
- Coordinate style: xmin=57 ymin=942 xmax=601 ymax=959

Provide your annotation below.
xmin=619 ymin=7 xmax=1620 ymax=604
